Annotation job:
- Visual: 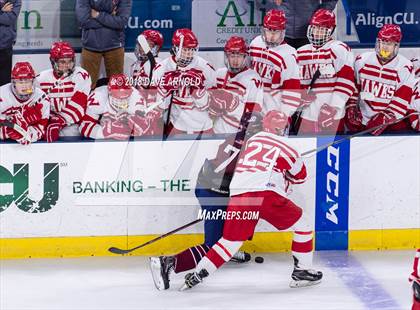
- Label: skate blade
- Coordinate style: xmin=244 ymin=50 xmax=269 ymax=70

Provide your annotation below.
xmin=289 ymin=279 xmax=321 ymax=288
xmin=179 ymin=283 xmax=190 ymax=291
xmin=149 ymin=257 xmax=168 ymax=291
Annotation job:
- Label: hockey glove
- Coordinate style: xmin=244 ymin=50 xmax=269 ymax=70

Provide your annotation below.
xmin=128 ymin=114 xmax=151 ymax=136
xmin=345 ymin=103 xmax=363 ymax=132
xmin=366 ymin=111 xmax=396 ymax=136
xmin=300 ymin=90 xmax=317 ymax=107
xmin=318 ymin=104 xmax=337 ymax=129
xmin=22 ymin=103 xmax=43 ymax=125
xmin=102 ymin=115 xmax=131 ymax=140
xmin=208 ymin=89 xmax=239 ymax=117
xmin=408 ymin=109 xmax=420 ymax=131
xmin=45 ymin=114 xmax=67 ymax=143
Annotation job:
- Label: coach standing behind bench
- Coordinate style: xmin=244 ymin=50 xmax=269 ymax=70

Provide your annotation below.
xmin=0 ymin=0 xmax=21 ymax=86
xmin=76 ymin=0 xmax=132 ymax=88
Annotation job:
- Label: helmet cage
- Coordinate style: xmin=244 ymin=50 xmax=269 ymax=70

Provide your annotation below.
xmin=307 ymin=25 xmax=334 ymax=48
xmin=224 ymin=51 xmax=249 ymax=74
xmin=171 ymin=45 xmax=198 ymax=67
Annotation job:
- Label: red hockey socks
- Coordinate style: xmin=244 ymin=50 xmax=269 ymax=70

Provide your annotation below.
xmin=173 ymin=244 xmax=210 ymax=273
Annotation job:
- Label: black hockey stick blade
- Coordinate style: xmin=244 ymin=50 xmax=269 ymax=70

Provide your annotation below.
xmin=0 ymin=120 xmax=15 ymax=128
xmin=108 ymin=219 xmax=202 ymax=255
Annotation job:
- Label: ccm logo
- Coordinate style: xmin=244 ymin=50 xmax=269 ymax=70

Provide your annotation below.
xmin=326 ymin=145 xmax=339 ymax=224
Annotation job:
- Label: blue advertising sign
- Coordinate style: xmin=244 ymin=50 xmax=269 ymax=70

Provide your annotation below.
xmin=315 ymin=137 xmax=351 ymax=250
xmin=340 ymin=0 xmax=420 ymax=47
xmin=125 ymin=0 xmax=191 ymax=50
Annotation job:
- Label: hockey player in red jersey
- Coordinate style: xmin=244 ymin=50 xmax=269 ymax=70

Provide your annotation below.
xmin=249 ymin=9 xmax=301 ymax=119
xmin=37 ymin=42 xmax=91 ymax=142
xmin=130 ymin=30 xmax=164 ymax=136
xmin=296 ymin=9 xmax=355 ymax=134
xmin=409 ymin=81 xmax=420 ymax=131
xmin=345 ymin=24 xmax=416 ymax=135
xmin=153 ymin=28 xmax=216 ymax=136
xmin=209 ymin=36 xmax=263 ymax=133
xmin=0 ymin=62 xmax=50 ymax=144
xmin=148 ymin=113 xmax=262 ymax=290
xmin=410 ymin=249 xmax=420 ymax=310
xmin=180 ymin=110 xmax=322 ymax=291
xmin=79 ymin=74 xmax=150 ymax=139
xmin=131 ymin=29 xmax=163 ymax=92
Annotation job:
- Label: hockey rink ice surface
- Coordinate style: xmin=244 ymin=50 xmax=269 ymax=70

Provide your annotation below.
xmin=0 ymin=250 xmax=414 ymax=310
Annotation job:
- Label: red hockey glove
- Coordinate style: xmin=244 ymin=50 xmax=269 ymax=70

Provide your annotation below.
xmin=161 ymin=70 xmax=182 ymax=93
xmin=345 ymin=103 xmax=363 ymax=132
xmin=182 ymin=68 xmax=205 ymax=91
xmin=45 ymin=114 xmax=67 ymax=143
xmin=5 ymin=127 xmax=30 ymax=145
xmin=102 ymin=115 xmax=131 ymax=140
xmin=366 ymin=111 xmax=397 ymax=136
xmin=8 ymin=113 xmax=29 ymax=132
xmin=128 ymin=114 xmax=151 ymax=136
xmin=22 ymin=103 xmax=43 ymax=125
xmin=408 ymin=109 xmax=420 ymax=131
xmin=318 ymin=104 xmax=337 ymax=129
xmin=208 ymin=89 xmax=239 ymax=117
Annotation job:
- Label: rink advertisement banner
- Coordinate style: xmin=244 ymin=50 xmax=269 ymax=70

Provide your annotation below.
xmin=337 ymin=0 xmax=420 ymax=47
xmin=0 ymin=138 xmax=317 ymax=239
xmin=315 ymin=136 xmax=351 ymax=251
xmin=192 ymin=0 xmax=269 ymax=48
xmin=14 ymin=0 xmax=191 ymax=51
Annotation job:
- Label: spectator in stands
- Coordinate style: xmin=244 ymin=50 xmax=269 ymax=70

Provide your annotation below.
xmin=268 ymin=0 xmax=338 ymax=49
xmin=75 ymin=0 xmax=132 ymax=89
xmin=0 ymin=0 xmax=21 ymax=86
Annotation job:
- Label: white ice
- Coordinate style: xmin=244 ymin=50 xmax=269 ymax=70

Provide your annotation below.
xmin=0 ymin=250 xmax=414 ymax=310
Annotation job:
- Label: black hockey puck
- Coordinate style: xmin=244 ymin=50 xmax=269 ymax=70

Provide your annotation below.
xmin=255 ymin=256 xmax=264 ymax=263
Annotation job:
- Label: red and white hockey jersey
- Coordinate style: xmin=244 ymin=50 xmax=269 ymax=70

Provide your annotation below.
xmin=212 ymin=67 xmax=263 ymax=134
xmin=249 ymin=36 xmax=301 ymax=116
xmin=410 ymin=249 xmax=420 ymax=282
xmin=297 ymin=40 xmax=355 ymax=121
xmin=36 ymin=67 xmax=91 ymax=125
xmin=409 ymin=80 xmax=420 ymax=131
xmin=153 ymin=55 xmax=216 ymax=133
xmin=0 ymin=84 xmax=50 ymax=143
xmin=352 ymin=52 xmax=415 ymax=125
xmin=412 ymin=58 xmax=420 ymax=79
xmin=229 ymin=131 xmax=306 ymax=197
xmin=79 ymin=86 xmax=144 ymax=139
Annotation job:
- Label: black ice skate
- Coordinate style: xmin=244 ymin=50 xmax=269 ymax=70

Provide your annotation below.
xmin=289 ymin=256 xmax=323 ymax=288
xmin=230 ymin=251 xmax=251 ymax=263
xmin=413 ymin=280 xmax=420 ymax=301
xmin=179 ymin=269 xmax=209 ymax=291
xmin=149 ymin=256 xmax=174 ymax=290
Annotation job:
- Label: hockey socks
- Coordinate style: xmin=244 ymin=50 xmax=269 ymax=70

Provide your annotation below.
xmin=196 ymin=238 xmax=243 ymax=275
xmin=174 ymin=244 xmax=210 ymax=273
xmin=291 ymin=230 xmax=314 ymax=268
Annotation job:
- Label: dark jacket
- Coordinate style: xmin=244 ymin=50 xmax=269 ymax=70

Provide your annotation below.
xmin=270 ymin=0 xmax=338 ymax=39
xmin=0 ymin=0 xmax=21 ymax=49
xmin=75 ymin=0 xmax=132 ymax=52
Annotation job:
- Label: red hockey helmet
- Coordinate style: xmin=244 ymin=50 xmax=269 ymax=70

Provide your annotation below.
xmin=262 ymin=10 xmax=286 ymax=48
xmin=108 ymin=74 xmax=133 ymax=111
xmin=224 ymin=36 xmax=249 ymax=73
xmin=11 ymin=62 xmax=36 ymax=101
xmin=171 ymin=28 xmax=199 ymax=67
xmin=263 ymin=9 xmax=286 ymax=31
xmin=135 ymin=30 xmax=164 ymax=62
xmin=307 ymin=9 xmax=336 ymax=48
xmin=376 ymin=24 xmax=402 ymax=62
xmin=262 ymin=110 xmax=289 ymax=135
xmin=50 ymin=41 xmax=75 ymax=77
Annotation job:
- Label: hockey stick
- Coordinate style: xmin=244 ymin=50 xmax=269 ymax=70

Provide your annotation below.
xmin=291 ymin=69 xmax=321 ymax=132
xmin=137 ymin=34 xmax=157 ymax=88
xmin=300 ymin=112 xmax=419 ymax=158
xmin=108 ymin=218 xmax=202 ymax=254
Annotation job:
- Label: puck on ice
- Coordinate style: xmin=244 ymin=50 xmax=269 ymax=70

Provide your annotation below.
xmin=255 ymin=256 xmax=264 ymax=263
